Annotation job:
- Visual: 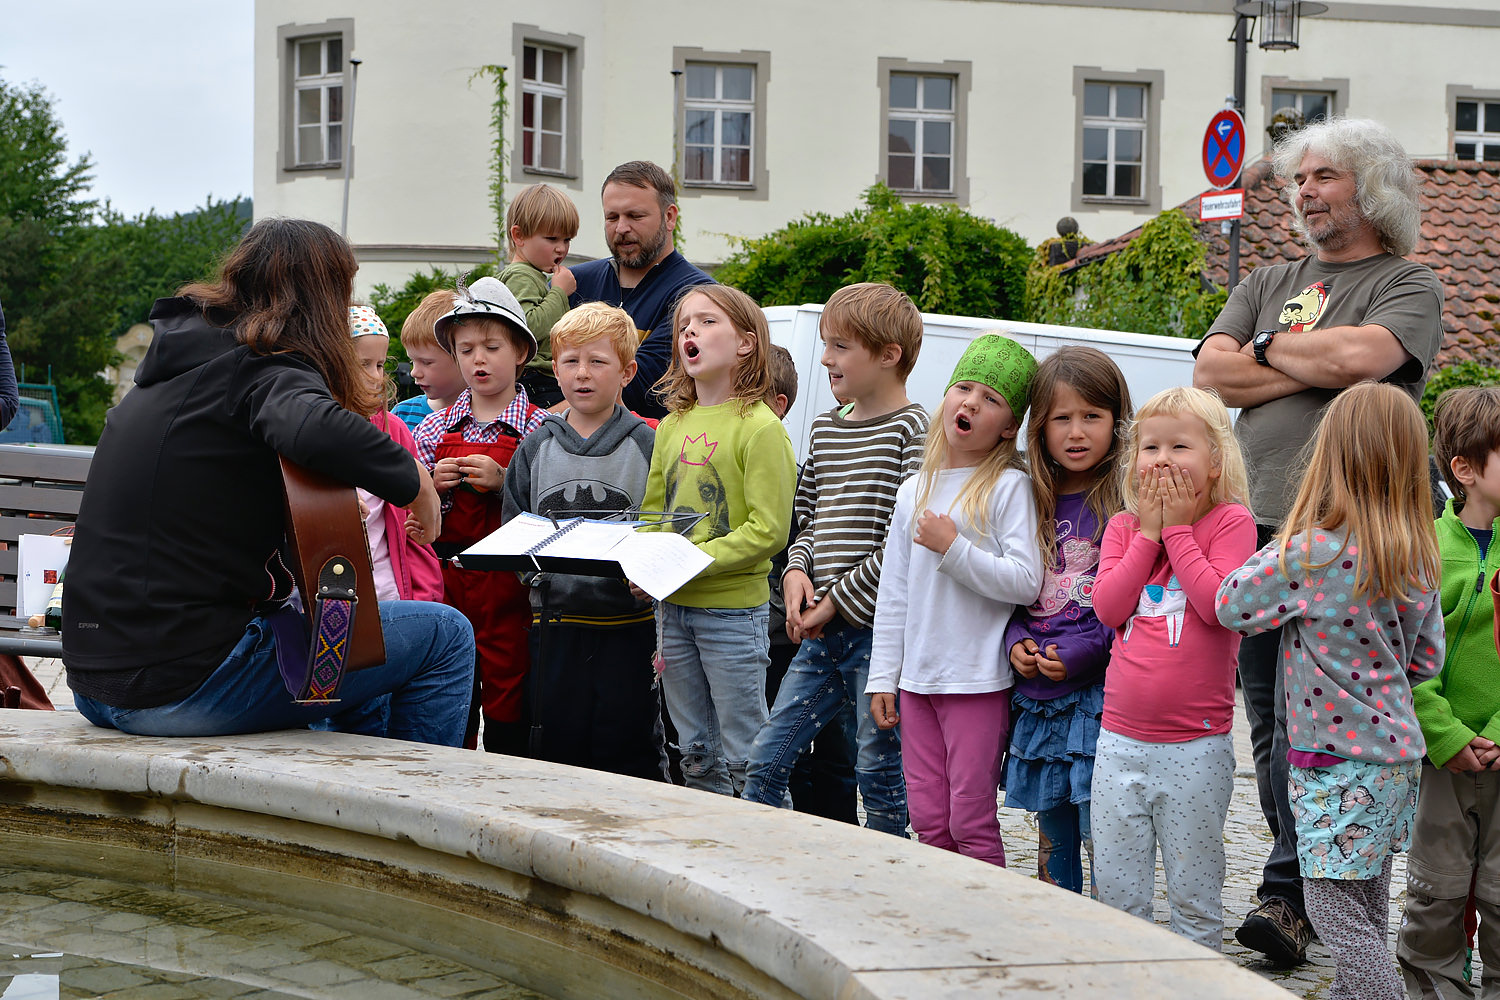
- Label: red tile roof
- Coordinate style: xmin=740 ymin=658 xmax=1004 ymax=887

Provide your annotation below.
xmin=1067 ymin=157 xmax=1500 ymax=368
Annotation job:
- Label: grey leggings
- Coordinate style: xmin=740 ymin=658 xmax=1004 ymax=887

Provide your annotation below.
xmin=1305 ymin=857 xmax=1402 ymax=1000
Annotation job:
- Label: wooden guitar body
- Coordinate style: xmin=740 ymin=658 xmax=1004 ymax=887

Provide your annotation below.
xmin=279 ymin=457 xmax=385 ymax=673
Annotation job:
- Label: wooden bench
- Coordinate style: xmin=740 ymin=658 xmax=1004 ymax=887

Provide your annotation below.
xmin=0 ymin=443 xmax=93 ymax=657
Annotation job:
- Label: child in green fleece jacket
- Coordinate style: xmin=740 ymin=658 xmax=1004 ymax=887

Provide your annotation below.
xmin=1399 ymin=385 xmax=1500 ymax=997
xmin=499 ymin=183 xmax=579 ymax=408
xmin=639 ymin=283 xmax=795 ymax=797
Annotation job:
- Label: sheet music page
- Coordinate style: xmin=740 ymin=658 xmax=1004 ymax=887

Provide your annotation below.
xmin=460 ymin=512 xmax=561 ymax=556
xmin=458 ymin=514 xmax=711 ymax=599
xmin=460 ymin=513 xmax=638 ymax=560
xmin=612 ymin=531 xmax=714 ymax=602
xmin=535 ymin=519 xmax=637 ymax=558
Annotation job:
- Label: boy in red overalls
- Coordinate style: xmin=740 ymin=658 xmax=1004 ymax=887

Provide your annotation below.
xmin=414 ymin=276 xmax=549 ymax=753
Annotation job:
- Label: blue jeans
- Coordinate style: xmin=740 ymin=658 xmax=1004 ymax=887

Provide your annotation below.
xmin=1038 ymin=802 xmax=1095 ymax=895
xmin=658 ymin=602 xmax=770 ymax=795
xmin=74 ymin=601 xmax=475 ymax=747
xmin=743 ymin=625 xmax=908 ymax=835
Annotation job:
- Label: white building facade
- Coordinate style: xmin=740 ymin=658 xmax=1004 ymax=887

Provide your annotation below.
xmin=252 ymin=0 xmax=1500 ymax=298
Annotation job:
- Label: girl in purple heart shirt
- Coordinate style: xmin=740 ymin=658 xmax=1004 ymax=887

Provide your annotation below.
xmin=1004 ymin=347 xmax=1133 ymax=896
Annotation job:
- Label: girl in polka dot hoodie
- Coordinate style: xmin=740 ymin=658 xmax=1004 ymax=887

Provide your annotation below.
xmin=1217 ymin=382 xmax=1443 ymax=1000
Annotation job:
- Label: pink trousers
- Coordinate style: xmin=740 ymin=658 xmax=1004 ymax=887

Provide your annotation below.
xmin=900 ymin=690 xmax=1011 ymax=867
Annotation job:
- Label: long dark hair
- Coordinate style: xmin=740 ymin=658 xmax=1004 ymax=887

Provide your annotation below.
xmin=1025 ymin=346 xmax=1132 ymax=569
xmin=179 ymin=218 xmax=373 ymax=414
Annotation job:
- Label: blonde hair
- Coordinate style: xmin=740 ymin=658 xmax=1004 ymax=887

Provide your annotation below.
xmin=1026 ymin=347 xmax=1133 ymax=569
xmin=657 ymin=285 xmax=776 ymax=414
xmin=1121 ymin=386 xmax=1251 ymax=515
xmin=910 ymin=392 xmax=1027 ymax=540
xmin=506 ymin=183 xmax=580 ymax=253
xmin=399 ymin=289 xmax=458 ymax=352
xmin=352 ymin=301 xmax=397 ymax=411
xmin=1277 ymin=382 xmax=1439 ymax=600
xmin=821 ymin=282 xmax=923 ymax=380
xmin=550 ymin=302 xmax=638 ymax=366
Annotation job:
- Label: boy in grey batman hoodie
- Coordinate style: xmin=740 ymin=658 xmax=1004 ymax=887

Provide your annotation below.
xmin=501 ymin=304 xmax=667 ymax=780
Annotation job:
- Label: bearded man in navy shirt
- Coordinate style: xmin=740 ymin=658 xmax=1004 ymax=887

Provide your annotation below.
xmin=569 ymin=160 xmax=714 ymax=418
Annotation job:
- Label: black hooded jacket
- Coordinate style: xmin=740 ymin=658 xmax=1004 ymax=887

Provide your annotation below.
xmin=62 ymin=297 xmax=419 ymax=708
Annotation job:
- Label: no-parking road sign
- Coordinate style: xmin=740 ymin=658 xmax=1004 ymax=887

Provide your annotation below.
xmin=1202 ymin=109 xmax=1246 ymax=191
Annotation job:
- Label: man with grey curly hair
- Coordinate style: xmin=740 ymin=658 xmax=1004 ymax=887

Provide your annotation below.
xmin=1193 ymin=116 xmax=1444 ymax=967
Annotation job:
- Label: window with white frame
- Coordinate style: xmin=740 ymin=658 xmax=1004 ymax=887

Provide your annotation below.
xmin=521 ymin=43 xmax=569 ymax=173
xmin=683 ymin=63 xmax=755 ymax=185
xmin=1081 ymin=82 xmax=1146 ymax=200
xmin=886 ymin=73 xmax=956 ymax=195
xmin=1455 ymin=98 xmax=1500 ymax=161
xmin=1272 ymin=88 xmax=1334 ymax=124
xmin=292 ymin=35 xmax=344 ymax=167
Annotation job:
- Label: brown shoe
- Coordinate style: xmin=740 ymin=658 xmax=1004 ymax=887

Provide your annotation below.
xmin=1235 ymin=898 xmax=1311 ymax=966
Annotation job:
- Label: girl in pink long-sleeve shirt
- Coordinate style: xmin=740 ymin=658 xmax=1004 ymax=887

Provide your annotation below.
xmin=1089 ymin=387 xmax=1255 ymax=951
xmin=351 ymin=306 xmax=444 ymax=603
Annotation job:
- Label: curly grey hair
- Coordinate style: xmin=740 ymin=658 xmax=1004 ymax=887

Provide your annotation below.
xmin=1271 ymin=117 xmax=1421 ymax=258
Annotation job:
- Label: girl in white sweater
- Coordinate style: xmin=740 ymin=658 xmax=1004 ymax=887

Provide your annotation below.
xmin=866 ymin=334 xmax=1044 ymax=865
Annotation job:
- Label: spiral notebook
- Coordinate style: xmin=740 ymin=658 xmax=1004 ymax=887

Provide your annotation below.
xmin=458 ymin=512 xmax=713 ymax=601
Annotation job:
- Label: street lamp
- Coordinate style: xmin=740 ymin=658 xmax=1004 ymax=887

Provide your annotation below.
xmin=1224 ymin=0 xmax=1324 ymax=290
xmin=1234 ymin=1 xmax=1328 ymax=51
xmin=340 ymin=57 xmax=362 ymax=238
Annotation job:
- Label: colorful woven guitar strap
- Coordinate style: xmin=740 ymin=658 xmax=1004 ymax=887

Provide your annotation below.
xmin=298 ymin=556 xmax=359 ymax=704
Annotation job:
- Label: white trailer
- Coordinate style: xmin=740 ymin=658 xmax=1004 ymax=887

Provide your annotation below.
xmin=764 ymin=304 xmax=1201 ymax=463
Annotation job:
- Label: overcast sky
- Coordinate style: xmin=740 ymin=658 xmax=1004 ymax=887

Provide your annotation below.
xmin=0 ymin=0 xmax=254 ymax=219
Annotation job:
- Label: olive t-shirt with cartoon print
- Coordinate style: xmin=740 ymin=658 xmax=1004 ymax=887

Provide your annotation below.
xmin=1204 ymin=253 xmax=1443 ymax=526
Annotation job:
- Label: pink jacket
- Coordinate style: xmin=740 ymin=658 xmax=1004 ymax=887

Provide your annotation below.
xmin=371 ymin=410 xmax=445 ymax=602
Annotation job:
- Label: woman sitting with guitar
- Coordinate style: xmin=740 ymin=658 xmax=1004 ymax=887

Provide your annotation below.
xmin=61 ymin=218 xmax=475 ymax=746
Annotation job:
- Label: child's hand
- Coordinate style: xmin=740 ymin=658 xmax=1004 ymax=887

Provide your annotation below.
xmin=914 ymin=510 xmax=958 ymax=555
xmin=433 ymin=457 xmax=465 ymax=494
xmin=1477 ymin=736 xmax=1500 ymax=770
xmin=457 ymin=454 xmax=505 ymax=493
xmin=870 ymin=692 xmax=900 ymax=730
xmin=626 ymin=579 xmax=651 ymax=603
xmin=1035 ymin=643 xmax=1068 ymax=682
xmin=1445 ymin=743 xmax=1488 ymax=773
xmin=797 ymin=593 xmax=837 ymax=641
xmin=1136 ymin=468 xmax=1164 ymax=542
xmin=1447 ymin=735 xmax=1500 ymax=772
xmin=1010 ymin=639 xmax=1041 ymax=679
xmin=405 ymin=459 xmax=442 ymax=544
xmin=1160 ymin=464 xmax=1198 ymax=528
xmin=550 ymin=265 xmax=576 ymax=296
xmin=782 ymin=569 xmax=815 ymax=639
xmin=404 ymin=507 xmax=440 ymax=545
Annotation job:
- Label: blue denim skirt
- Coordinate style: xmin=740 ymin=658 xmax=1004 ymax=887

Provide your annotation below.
xmin=1004 ymin=682 xmax=1105 ymax=812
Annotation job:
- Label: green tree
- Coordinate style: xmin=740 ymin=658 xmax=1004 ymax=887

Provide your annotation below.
xmin=1421 ymin=360 xmax=1500 ymax=435
xmin=0 ymin=75 xmax=253 ymax=442
xmin=0 ymin=75 xmax=118 ymax=442
xmin=1025 ymin=209 xmax=1227 ymax=340
xmin=715 ymin=184 xmax=1032 ymax=318
xmin=368 ymin=264 xmax=494 ymax=389
xmin=85 ymin=198 xmax=252 ymax=343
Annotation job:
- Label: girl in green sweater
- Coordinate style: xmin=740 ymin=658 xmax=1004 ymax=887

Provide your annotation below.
xmin=638 ymin=284 xmax=796 ymax=796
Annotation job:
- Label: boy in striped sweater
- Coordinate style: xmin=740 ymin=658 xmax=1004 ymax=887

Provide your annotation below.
xmin=742 ymin=283 xmax=926 ymax=835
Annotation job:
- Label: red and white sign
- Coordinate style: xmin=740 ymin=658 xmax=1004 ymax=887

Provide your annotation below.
xmin=1202 ymin=109 xmax=1247 ymax=190
xmin=1200 ymin=189 xmax=1245 ymax=221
